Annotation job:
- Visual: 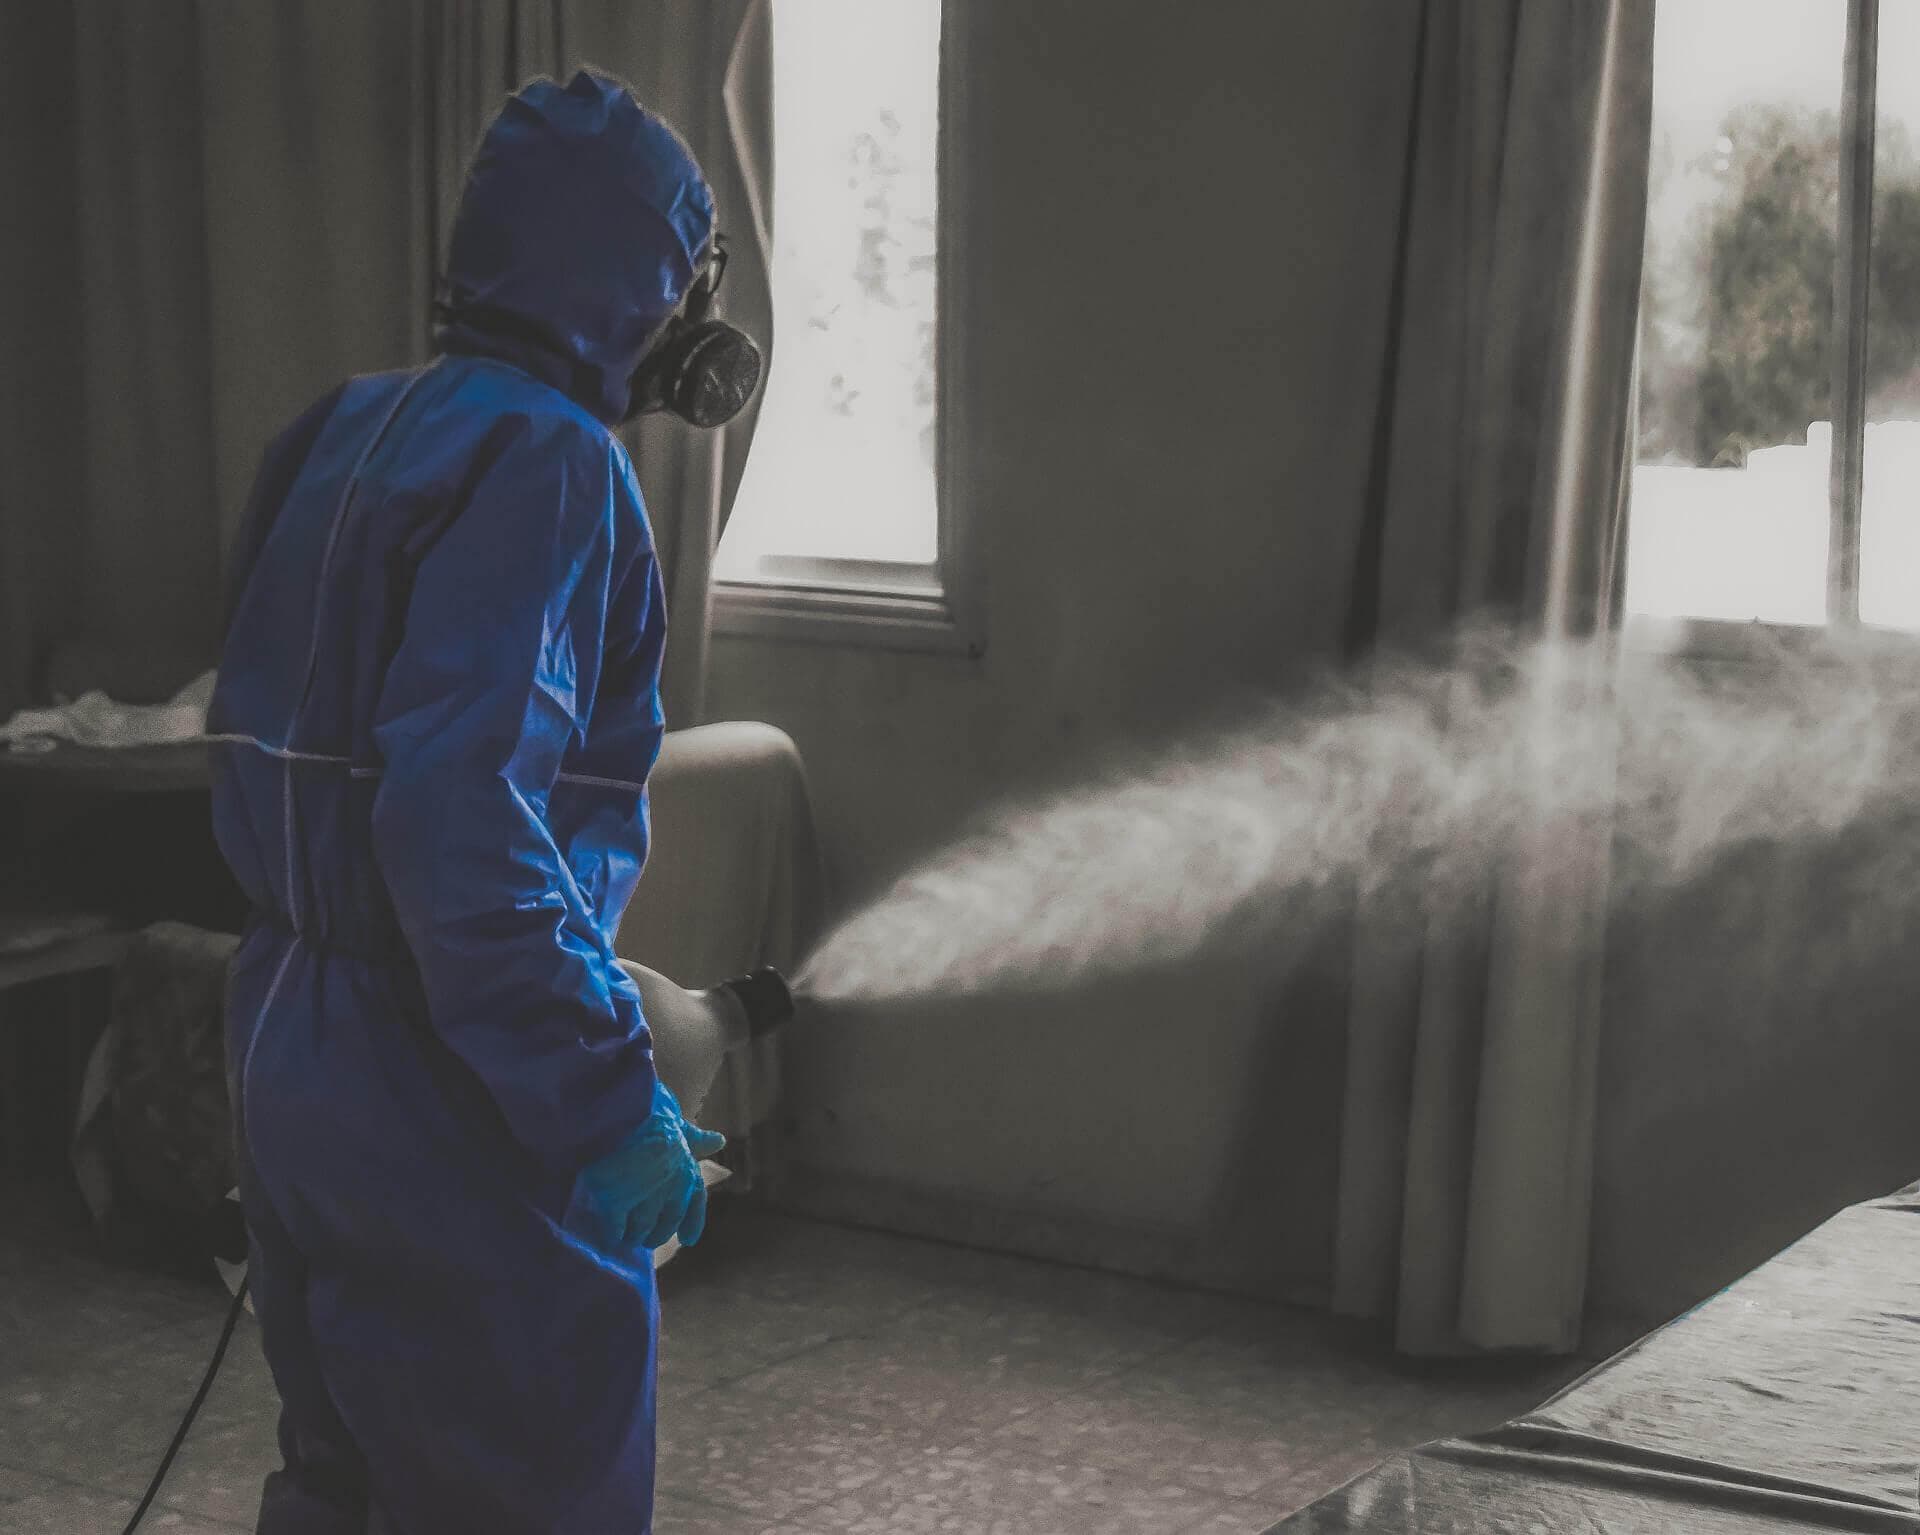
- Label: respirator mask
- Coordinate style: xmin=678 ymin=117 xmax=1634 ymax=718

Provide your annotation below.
xmin=626 ymin=235 xmax=763 ymax=429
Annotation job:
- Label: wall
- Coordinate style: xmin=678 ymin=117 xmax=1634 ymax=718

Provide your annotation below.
xmin=709 ymin=0 xmax=1422 ymax=1300
xmin=1591 ymin=736 xmax=1920 ymax=1324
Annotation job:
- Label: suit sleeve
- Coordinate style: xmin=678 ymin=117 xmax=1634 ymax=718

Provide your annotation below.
xmin=369 ymin=422 xmax=658 ymax=1175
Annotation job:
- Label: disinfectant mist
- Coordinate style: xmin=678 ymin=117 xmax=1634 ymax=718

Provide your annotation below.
xmin=797 ymin=621 xmax=1920 ymax=1006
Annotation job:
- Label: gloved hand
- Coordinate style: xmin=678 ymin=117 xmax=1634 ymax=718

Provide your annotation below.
xmin=564 ymin=1083 xmax=727 ymax=1261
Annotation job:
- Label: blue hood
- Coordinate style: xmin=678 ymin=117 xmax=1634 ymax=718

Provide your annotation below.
xmin=436 ymin=71 xmax=715 ymax=425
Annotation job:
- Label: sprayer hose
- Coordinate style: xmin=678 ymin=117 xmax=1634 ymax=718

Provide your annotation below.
xmin=121 ymin=1276 xmax=250 ymax=1534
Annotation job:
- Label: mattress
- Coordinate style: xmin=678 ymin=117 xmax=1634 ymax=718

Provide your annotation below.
xmin=1271 ymin=1184 xmax=1920 ymax=1532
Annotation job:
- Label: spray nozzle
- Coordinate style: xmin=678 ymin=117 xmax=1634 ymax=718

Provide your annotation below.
xmin=717 ymin=966 xmax=795 ymax=1037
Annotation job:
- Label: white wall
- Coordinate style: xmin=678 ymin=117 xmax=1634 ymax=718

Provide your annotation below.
xmin=709 ymin=0 xmax=1421 ymax=1299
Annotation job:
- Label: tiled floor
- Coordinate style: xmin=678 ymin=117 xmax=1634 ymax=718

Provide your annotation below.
xmin=0 ymin=1190 xmax=1589 ymax=1533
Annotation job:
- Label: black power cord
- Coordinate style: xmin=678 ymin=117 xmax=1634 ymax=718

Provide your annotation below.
xmin=120 ymin=1275 xmax=250 ymax=1535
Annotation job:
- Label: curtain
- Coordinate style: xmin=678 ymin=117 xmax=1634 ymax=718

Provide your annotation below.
xmin=591 ymin=0 xmax=773 ymax=726
xmin=4 ymin=0 xmax=768 ymax=728
xmin=1330 ymin=0 xmax=1654 ymax=1355
xmin=0 ymin=6 xmax=84 ymax=720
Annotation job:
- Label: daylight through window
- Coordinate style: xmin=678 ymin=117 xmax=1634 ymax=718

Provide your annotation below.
xmin=1626 ymin=0 xmax=1920 ymax=629
xmin=715 ymin=0 xmax=942 ymax=588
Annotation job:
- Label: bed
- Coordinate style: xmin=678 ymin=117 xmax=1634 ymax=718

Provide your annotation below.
xmin=1270 ymin=1183 xmax=1920 ymax=1532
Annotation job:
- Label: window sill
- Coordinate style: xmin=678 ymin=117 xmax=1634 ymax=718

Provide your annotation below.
xmin=712 ymin=578 xmax=984 ymax=657
xmin=1623 ymin=612 xmax=1920 ymax=665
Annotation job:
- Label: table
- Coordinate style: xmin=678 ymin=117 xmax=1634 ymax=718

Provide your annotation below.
xmin=0 ymin=742 xmax=228 ymax=1182
xmin=0 ymin=740 xmax=237 ymax=928
xmin=0 ymin=741 xmax=212 ymax=794
xmin=0 ymin=919 xmax=135 ymax=1185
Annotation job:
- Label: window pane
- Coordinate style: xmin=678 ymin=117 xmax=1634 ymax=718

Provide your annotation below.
xmin=1625 ymin=0 xmax=1845 ymax=626
xmin=1857 ymin=2 xmax=1920 ymax=630
xmin=715 ymin=0 xmax=942 ymax=579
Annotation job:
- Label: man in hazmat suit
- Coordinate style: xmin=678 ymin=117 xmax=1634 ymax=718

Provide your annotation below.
xmin=209 ymin=71 xmax=757 ymax=1533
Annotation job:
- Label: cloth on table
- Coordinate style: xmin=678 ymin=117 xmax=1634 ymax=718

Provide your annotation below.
xmin=1 ymin=671 xmax=215 ymax=754
xmin=1267 ymin=1182 xmax=1920 ymax=1533
xmin=615 ymin=719 xmax=821 ymax=1164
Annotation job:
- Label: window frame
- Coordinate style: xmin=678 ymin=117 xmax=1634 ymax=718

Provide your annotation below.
xmin=711 ymin=0 xmax=984 ymax=660
xmin=1627 ymin=0 xmax=1901 ymax=658
xmin=1827 ymin=0 xmax=1877 ymax=623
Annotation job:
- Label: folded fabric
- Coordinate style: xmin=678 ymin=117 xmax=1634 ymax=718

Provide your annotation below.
xmin=0 ymin=908 xmax=114 ymax=957
xmin=70 ymin=922 xmax=240 ymax=1241
xmin=1 ymin=670 xmax=216 ymax=753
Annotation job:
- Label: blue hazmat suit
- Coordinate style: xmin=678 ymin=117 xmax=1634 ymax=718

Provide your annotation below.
xmin=209 ymin=72 xmax=716 ymax=1534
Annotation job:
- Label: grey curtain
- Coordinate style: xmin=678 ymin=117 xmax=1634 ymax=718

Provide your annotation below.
xmin=0 ymin=6 xmax=84 ymax=720
xmin=597 ymin=0 xmax=773 ymax=726
xmin=2 ymin=0 xmax=768 ymax=728
xmin=1331 ymin=0 xmax=1654 ymax=1355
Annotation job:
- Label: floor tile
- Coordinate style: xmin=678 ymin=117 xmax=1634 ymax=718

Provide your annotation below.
xmin=0 ymin=1464 xmax=65 ymax=1503
xmin=0 ymin=1468 xmax=245 ymax=1533
xmin=656 ymin=1383 xmax=953 ymax=1522
xmin=1133 ymin=1328 xmax=1486 ymax=1437
xmin=662 ymin=1225 xmax=949 ymax=1335
xmin=658 ymin=1361 xmax=725 ymax=1423
xmin=795 ymin=1225 xmax=1146 ymax=1295
xmin=1243 ymin=1457 xmax=1385 ymax=1523
xmin=793 ymin=1441 xmax=1238 ymax=1534
xmin=922 ymin=1254 xmax=1228 ymax=1344
xmin=132 ymin=1321 xmax=280 ymax=1525
xmin=1175 ymin=1500 xmax=1294 ymax=1534
xmin=658 ymin=1282 xmax=857 ymax=1385
xmin=852 ymin=1303 xmax=1174 ymax=1402
xmin=0 ymin=1253 xmax=221 ymax=1380
xmin=731 ymin=1328 xmax=1080 ymax=1440
xmin=0 ymin=1303 xmax=273 ymax=1507
xmin=986 ymin=1368 xmax=1401 ymax=1502
xmin=652 ymin=1492 xmax=823 ymax=1533
xmin=0 ymin=1348 xmax=220 ymax=1497
xmin=1166 ymin=1323 xmax=1586 ymax=1465
xmin=899 ymin=1281 xmax=1198 ymax=1371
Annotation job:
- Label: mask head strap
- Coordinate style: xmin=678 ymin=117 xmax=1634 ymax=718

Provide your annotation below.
xmin=680 ymin=233 xmax=729 ymax=326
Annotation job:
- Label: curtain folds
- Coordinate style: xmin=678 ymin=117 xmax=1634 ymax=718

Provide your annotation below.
xmin=0 ymin=5 xmax=85 ymax=719
xmin=1331 ymin=0 xmax=1655 ymax=1355
xmin=5 ymin=1 xmax=766 ymax=727
xmin=607 ymin=0 xmax=773 ymax=726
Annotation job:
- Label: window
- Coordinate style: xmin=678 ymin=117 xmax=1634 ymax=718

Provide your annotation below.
xmin=714 ymin=0 xmax=978 ymax=654
xmin=1626 ymin=0 xmax=1920 ymax=632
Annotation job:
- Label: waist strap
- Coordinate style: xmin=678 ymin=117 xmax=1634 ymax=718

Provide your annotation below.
xmin=253 ymin=912 xmax=412 ymax=969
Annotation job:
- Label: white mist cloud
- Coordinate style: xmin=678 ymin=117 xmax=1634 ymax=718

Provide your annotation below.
xmin=798 ymin=622 xmax=1920 ymax=1005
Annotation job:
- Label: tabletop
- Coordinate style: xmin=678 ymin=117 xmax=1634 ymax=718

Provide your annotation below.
xmin=0 ymin=742 xmax=213 ymax=794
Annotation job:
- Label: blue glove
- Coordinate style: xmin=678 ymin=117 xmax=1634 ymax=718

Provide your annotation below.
xmin=564 ymin=1083 xmax=727 ymax=1261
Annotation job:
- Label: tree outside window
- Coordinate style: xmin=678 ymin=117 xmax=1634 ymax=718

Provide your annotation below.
xmin=716 ymin=0 xmax=942 ymax=582
xmin=1627 ymin=0 xmax=1920 ymax=630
